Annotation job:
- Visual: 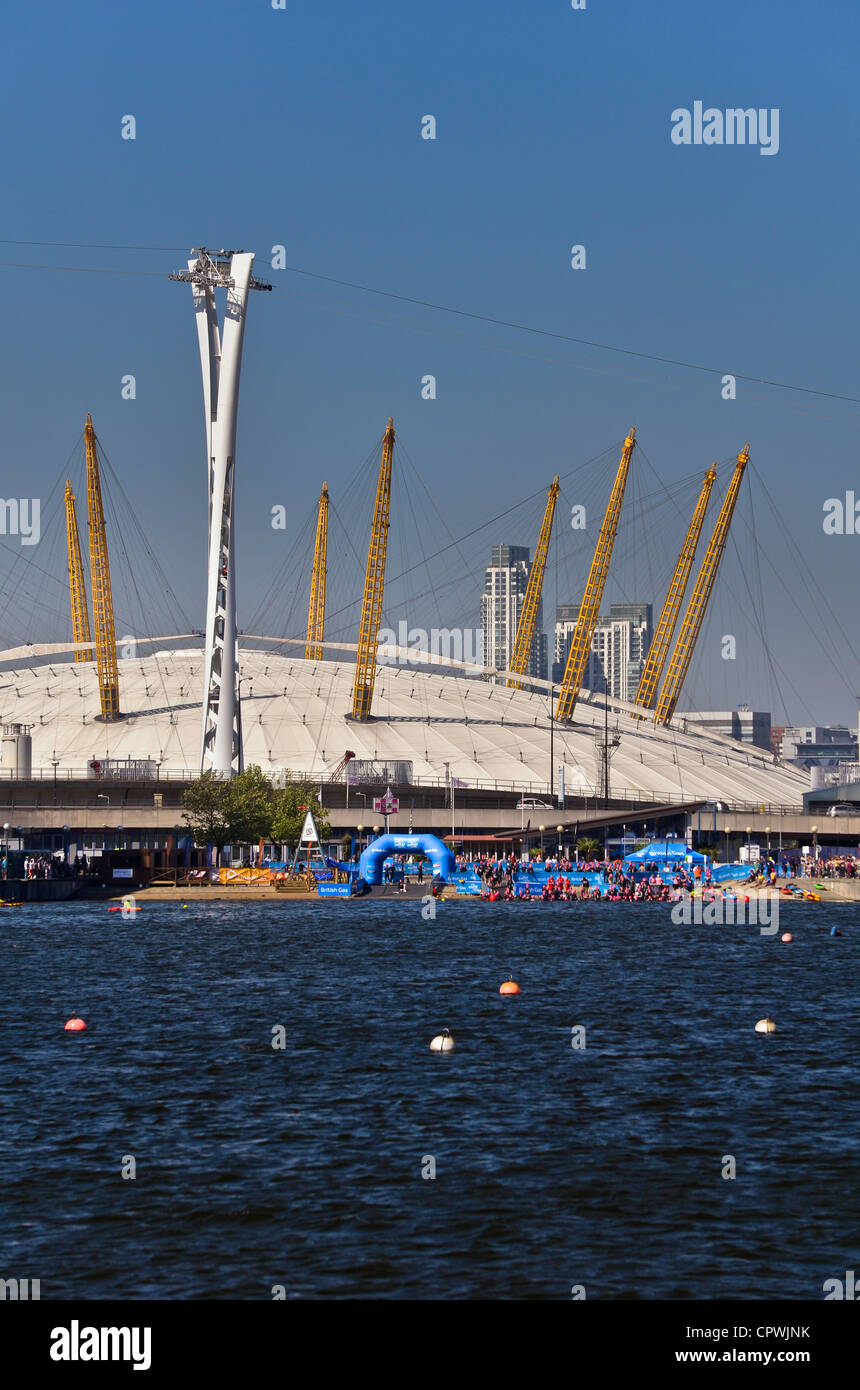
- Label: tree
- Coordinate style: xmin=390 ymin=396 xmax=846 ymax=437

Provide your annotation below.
xmin=576 ymin=836 xmax=601 ymax=858
xmin=225 ymin=765 xmax=276 ymax=846
xmin=271 ymin=778 xmax=331 ymax=853
xmin=182 ymin=770 xmax=232 ymax=858
xmin=182 ymin=765 xmax=276 ymax=863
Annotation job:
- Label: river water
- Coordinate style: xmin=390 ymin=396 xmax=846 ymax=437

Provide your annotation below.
xmin=0 ymin=898 xmax=855 ymax=1299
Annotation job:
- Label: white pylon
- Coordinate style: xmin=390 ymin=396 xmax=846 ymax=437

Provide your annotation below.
xmin=171 ymin=248 xmax=271 ymax=775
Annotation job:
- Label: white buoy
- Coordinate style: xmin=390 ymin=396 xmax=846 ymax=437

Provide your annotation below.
xmin=754 ymin=1017 xmax=777 ymax=1034
xmin=429 ymin=1028 xmax=455 ymax=1053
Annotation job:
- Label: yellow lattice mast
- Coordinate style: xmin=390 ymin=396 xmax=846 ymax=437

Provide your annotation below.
xmin=507 ymin=475 xmax=559 ymax=690
xmin=84 ymin=414 xmax=121 ymax=720
xmin=64 ymin=479 xmax=93 ymax=662
xmin=351 ymin=418 xmax=394 ymax=720
xmin=654 ymin=446 xmax=749 ymax=727
xmin=632 ymin=465 xmax=717 ymax=716
xmin=305 ymin=482 xmax=329 ymax=661
xmin=555 ymin=429 xmax=636 ymax=723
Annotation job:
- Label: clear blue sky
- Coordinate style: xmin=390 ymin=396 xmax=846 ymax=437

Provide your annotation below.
xmin=1 ymin=0 xmax=858 ymax=726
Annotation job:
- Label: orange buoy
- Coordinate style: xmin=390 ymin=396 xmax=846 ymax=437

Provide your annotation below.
xmin=781 ymin=932 xmax=793 ymax=942
xmin=64 ymin=1017 xmax=86 ymax=1032
xmin=500 ymin=976 xmax=521 ymax=995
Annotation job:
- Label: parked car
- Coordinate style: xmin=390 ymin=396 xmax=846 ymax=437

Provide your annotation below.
xmin=516 ymin=798 xmax=552 ymax=810
xmin=826 ymin=803 xmax=856 ymax=817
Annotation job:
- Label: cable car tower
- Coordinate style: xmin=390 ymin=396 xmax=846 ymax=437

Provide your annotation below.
xmin=170 ymin=248 xmax=271 ymax=775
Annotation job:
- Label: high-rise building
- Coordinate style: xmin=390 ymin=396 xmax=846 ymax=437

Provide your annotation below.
xmin=675 ymin=706 xmax=773 ymax=751
xmin=481 ymin=544 xmax=547 ymax=680
xmin=553 ymin=601 xmax=652 ymax=701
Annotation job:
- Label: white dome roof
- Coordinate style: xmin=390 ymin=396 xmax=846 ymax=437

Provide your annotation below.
xmin=0 ymin=644 xmax=808 ymax=806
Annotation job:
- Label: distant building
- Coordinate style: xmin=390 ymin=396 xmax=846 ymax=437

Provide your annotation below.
xmin=780 ymin=723 xmax=858 ymax=766
xmin=481 ymin=544 xmax=547 ymax=681
xmin=553 ymin=602 xmax=652 ymax=702
xmin=676 ymin=706 xmax=772 ymax=752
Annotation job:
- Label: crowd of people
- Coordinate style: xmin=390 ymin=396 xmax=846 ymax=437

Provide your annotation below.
xmin=745 ymin=853 xmax=858 ymax=883
xmin=803 ymin=854 xmax=857 ymax=879
xmin=460 ymin=852 xmax=713 ymax=902
xmin=1 ymin=852 xmax=92 ymax=881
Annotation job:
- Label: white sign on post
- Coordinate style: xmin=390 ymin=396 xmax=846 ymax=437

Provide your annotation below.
xmin=300 ymin=811 xmax=319 ymax=843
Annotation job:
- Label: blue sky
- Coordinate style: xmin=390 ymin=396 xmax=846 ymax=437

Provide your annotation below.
xmin=1 ymin=0 xmax=858 ymax=725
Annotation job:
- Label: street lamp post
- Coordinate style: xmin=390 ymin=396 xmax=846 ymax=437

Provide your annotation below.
xmin=746 ymin=825 xmax=752 ymax=863
xmin=557 ymin=824 xmax=564 ymax=863
xmin=811 ymin=824 xmax=818 ymax=866
xmin=549 ymin=684 xmax=554 ymax=802
xmin=539 ymin=824 xmax=545 ymax=860
xmin=356 ymin=824 xmax=364 ymax=860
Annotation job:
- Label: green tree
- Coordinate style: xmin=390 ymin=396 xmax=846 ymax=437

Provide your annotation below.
xmin=271 ymin=778 xmax=331 ymax=853
xmin=182 ymin=764 xmax=276 ymax=862
xmin=576 ymin=836 xmax=601 ymax=858
xmin=226 ymin=764 xmax=276 ymax=846
xmin=182 ymin=770 xmax=232 ymax=858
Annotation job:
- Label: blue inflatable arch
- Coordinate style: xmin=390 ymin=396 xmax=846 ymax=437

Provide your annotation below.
xmin=358 ymin=833 xmax=455 ymax=886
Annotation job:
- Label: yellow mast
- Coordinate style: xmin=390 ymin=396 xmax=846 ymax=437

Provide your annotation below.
xmin=305 ymin=481 xmax=329 ymax=660
xmin=507 ymin=476 xmax=559 ymax=689
xmin=64 ymin=479 xmax=93 ymax=662
xmin=555 ymin=430 xmax=636 ymax=723
xmin=654 ymin=446 xmax=749 ymax=727
xmin=633 ymin=466 xmax=717 ymax=715
xmin=84 ymin=414 xmax=121 ymax=720
xmin=351 ymin=418 xmax=394 ymax=720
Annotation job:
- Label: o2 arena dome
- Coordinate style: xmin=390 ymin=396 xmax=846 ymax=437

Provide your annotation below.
xmin=0 ymin=640 xmax=809 ymax=807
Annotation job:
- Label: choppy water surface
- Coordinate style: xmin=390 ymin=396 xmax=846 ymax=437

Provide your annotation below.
xmin=0 ymin=898 xmax=856 ymax=1299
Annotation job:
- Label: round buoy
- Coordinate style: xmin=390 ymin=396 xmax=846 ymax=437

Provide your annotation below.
xmin=754 ymin=1017 xmax=777 ymax=1034
xmin=182 ymin=904 xmax=188 ymax=909
xmin=429 ymin=1028 xmax=455 ymax=1053
xmin=780 ymin=932 xmax=793 ymax=943
xmin=64 ymin=1017 xmax=86 ymax=1032
xmin=743 ymin=895 xmax=750 ymax=903
xmin=830 ymin=926 xmax=841 ymax=937
xmin=500 ymin=976 xmax=521 ymax=995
